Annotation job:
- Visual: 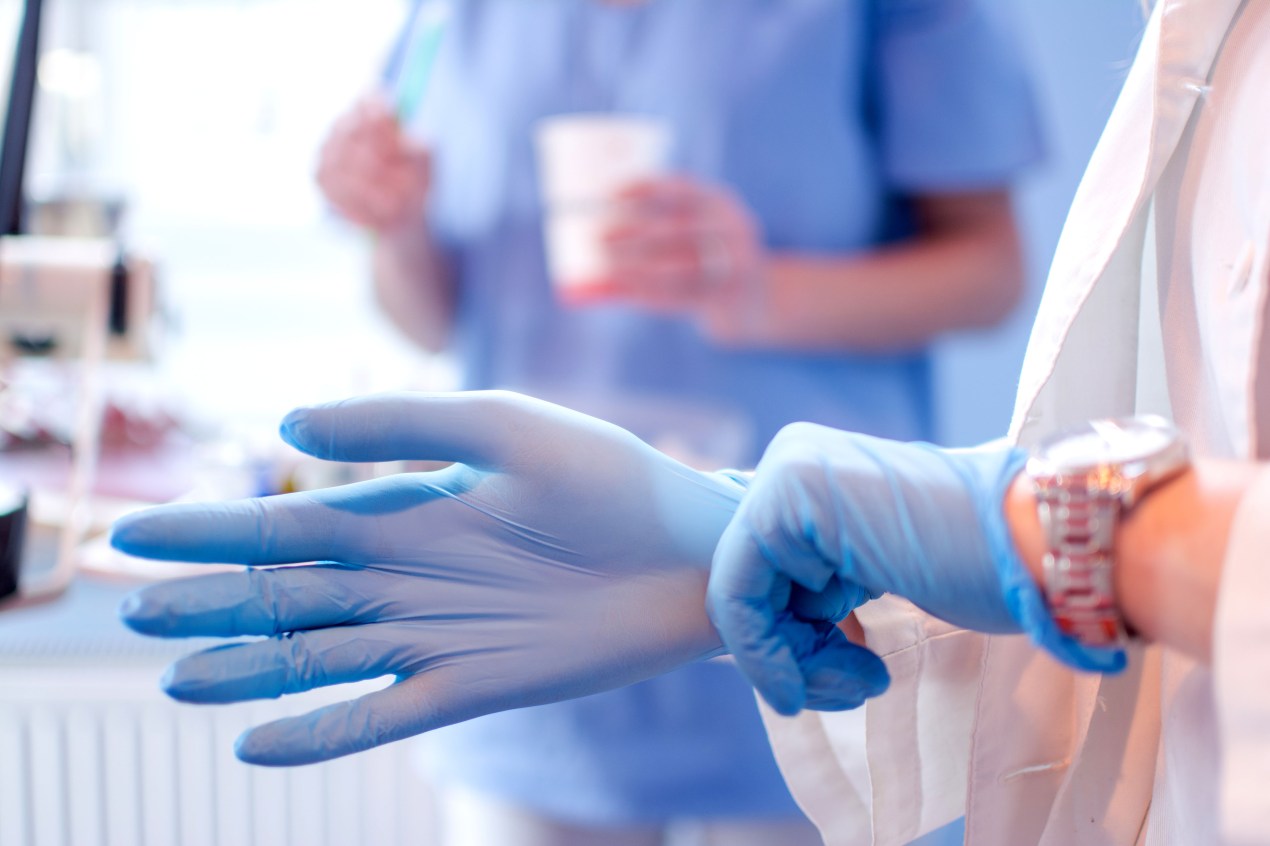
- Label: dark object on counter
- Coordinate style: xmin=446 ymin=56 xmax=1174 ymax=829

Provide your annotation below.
xmin=1 ymin=0 xmax=43 ymax=237
xmin=0 ymin=486 xmax=27 ymax=600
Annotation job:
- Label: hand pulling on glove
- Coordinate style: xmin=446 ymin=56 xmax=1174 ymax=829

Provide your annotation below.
xmin=707 ymin=422 xmax=1125 ymax=717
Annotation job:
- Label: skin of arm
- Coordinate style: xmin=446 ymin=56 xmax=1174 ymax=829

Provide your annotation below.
xmin=316 ymin=95 xmax=456 ymax=353
xmin=371 ymin=212 xmax=456 ymax=353
xmin=1004 ymin=460 xmax=1261 ymax=665
xmin=606 ymin=183 xmax=1025 ymax=352
xmin=753 ymin=190 xmax=1024 ymax=352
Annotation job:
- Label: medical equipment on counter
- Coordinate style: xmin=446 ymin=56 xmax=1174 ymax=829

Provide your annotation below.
xmin=0 ymin=236 xmax=159 ymax=609
xmin=0 ymin=0 xmax=162 ymax=609
xmin=0 ymin=235 xmax=157 ymax=361
xmin=0 ymin=483 xmax=25 ymax=600
xmin=0 ymin=0 xmax=41 ymax=238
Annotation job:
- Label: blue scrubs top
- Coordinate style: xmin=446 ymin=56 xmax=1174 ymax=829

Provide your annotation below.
xmin=396 ymin=0 xmax=1041 ymax=825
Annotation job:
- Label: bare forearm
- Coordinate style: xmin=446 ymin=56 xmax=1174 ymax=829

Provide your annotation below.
xmin=372 ymin=218 xmax=456 ymax=353
xmin=751 ymin=192 xmax=1024 ymax=351
xmin=1005 ymin=460 xmax=1260 ymax=664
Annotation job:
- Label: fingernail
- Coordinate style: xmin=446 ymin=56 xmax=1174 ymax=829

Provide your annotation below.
xmin=109 ymin=514 xmax=163 ymax=558
xmin=162 ymin=669 xmax=218 ymax=703
xmin=118 ymin=592 xmax=141 ymax=615
xmin=117 ymin=593 xmax=151 ymax=627
xmin=118 ymin=589 xmax=147 ymax=617
xmin=159 ymin=665 xmax=183 ymax=696
xmin=763 ymin=684 xmax=805 ymax=717
xmin=808 ymin=663 xmax=889 ymax=699
xmin=858 ymin=666 xmax=891 ymax=698
xmin=108 ymin=514 xmax=143 ymax=552
xmin=232 ymin=732 xmax=257 ymax=762
xmin=278 ymin=408 xmax=312 ymax=445
xmin=235 ymin=731 xmax=287 ymax=767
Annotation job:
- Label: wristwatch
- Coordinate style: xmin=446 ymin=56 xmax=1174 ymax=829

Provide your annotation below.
xmin=1025 ymin=416 xmax=1190 ymax=647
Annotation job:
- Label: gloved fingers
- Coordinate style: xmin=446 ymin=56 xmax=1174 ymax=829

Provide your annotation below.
xmin=712 ymin=496 xmax=840 ymax=603
xmin=762 ymin=479 xmax=844 ymax=592
xmin=278 ymin=391 xmax=538 ymax=468
xmin=787 ymin=575 xmax=867 ymax=623
xmin=797 ymin=624 xmax=890 ymax=711
xmin=109 ymin=474 xmax=460 ymax=566
xmin=233 ymin=674 xmax=443 ymax=766
xmin=111 ymin=488 xmax=355 ymax=566
xmin=159 ymin=623 xmax=421 ymax=704
xmin=119 ymin=564 xmax=400 ymax=638
xmin=708 ymin=527 xmax=808 ymax=715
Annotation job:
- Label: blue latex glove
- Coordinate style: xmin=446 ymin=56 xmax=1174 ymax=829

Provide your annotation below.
xmin=113 ymin=392 xmax=889 ymax=765
xmin=707 ymin=423 xmax=1126 ymax=717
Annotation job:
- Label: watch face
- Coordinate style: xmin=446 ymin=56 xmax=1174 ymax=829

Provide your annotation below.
xmin=1036 ymin=416 xmax=1180 ymax=470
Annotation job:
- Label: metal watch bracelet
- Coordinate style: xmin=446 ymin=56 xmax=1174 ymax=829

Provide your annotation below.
xmin=1034 ymin=476 xmax=1129 ymax=648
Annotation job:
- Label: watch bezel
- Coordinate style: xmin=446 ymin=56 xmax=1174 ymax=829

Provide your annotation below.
xmin=1026 ymin=415 xmax=1190 ymax=509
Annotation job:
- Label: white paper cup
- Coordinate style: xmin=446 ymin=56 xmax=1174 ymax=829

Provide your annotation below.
xmin=535 ymin=114 xmax=670 ymax=299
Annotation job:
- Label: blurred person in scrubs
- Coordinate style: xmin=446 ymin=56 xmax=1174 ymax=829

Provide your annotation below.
xmin=316 ymin=1 xmax=1039 ymax=843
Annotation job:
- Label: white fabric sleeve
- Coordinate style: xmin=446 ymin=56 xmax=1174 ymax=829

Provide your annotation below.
xmin=761 ymin=595 xmax=986 ymax=846
xmin=1214 ymin=468 xmax=1270 ymax=846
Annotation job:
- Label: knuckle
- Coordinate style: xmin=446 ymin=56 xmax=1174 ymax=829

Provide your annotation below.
xmin=764 ymin=422 xmax=829 ymax=473
xmin=352 ymin=698 xmax=402 ymax=749
xmin=282 ymin=633 xmax=322 ymax=693
xmin=769 ymin=421 xmax=819 ymax=450
xmin=473 ymin=389 xmax=533 ymax=420
xmin=704 ymin=586 xmax=735 ymax=631
xmin=246 ymin=568 xmax=285 ymax=634
xmin=248 ymin=498 xmax=277 ymax=563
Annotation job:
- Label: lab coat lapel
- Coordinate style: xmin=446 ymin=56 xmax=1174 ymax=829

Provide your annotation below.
xmin=1009 ymin=0 xmax=1245 ymax=447
xmin=971 ymin=3 xmax=1245 ymax=845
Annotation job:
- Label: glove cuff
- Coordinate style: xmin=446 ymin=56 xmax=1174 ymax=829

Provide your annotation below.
xmin=983 ymin=448 xmax=1127 ymax=674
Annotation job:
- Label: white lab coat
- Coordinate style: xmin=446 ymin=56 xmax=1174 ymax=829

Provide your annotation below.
xmin=762 ymin=1 xmax=1270 ymax=843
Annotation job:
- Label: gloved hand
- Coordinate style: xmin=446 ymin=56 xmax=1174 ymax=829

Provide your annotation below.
xmin=113 ymin=392 xmax=888 ymax=765
xmin=707 ymin=423 xmax=1126 ymax=717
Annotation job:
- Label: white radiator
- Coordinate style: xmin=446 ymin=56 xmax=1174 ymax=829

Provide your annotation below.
xmin=0 ymin=666 xmax=435 ymax=846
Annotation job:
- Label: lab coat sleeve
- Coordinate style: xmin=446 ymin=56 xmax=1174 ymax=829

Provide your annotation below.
xmin=1214 ymin=467 xmax=1270 ymax=846
xmin=761 ymin=595 xmax=986 ymax=846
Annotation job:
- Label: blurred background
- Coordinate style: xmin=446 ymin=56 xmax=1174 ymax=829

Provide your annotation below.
xmin=0 ymin=1 xmax=1151 ymax=844
xmin=11 ymin=0 xmax=443 ymax=426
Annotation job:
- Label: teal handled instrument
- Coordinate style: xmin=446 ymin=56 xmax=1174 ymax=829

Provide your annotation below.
xmin=392 ymin=2 xmax=450 ymax=123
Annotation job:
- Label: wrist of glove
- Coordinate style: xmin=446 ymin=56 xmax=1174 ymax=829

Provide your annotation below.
xmin=708 ymin=423 xmax=1125 ymax=717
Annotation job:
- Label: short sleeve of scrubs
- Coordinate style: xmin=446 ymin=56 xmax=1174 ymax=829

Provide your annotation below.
xmin=874 ymin=0 xmax=1043 ymax=189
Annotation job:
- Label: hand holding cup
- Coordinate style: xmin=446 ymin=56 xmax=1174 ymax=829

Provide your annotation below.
xmin=601 ymin=176 xmax=767 ymax=340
